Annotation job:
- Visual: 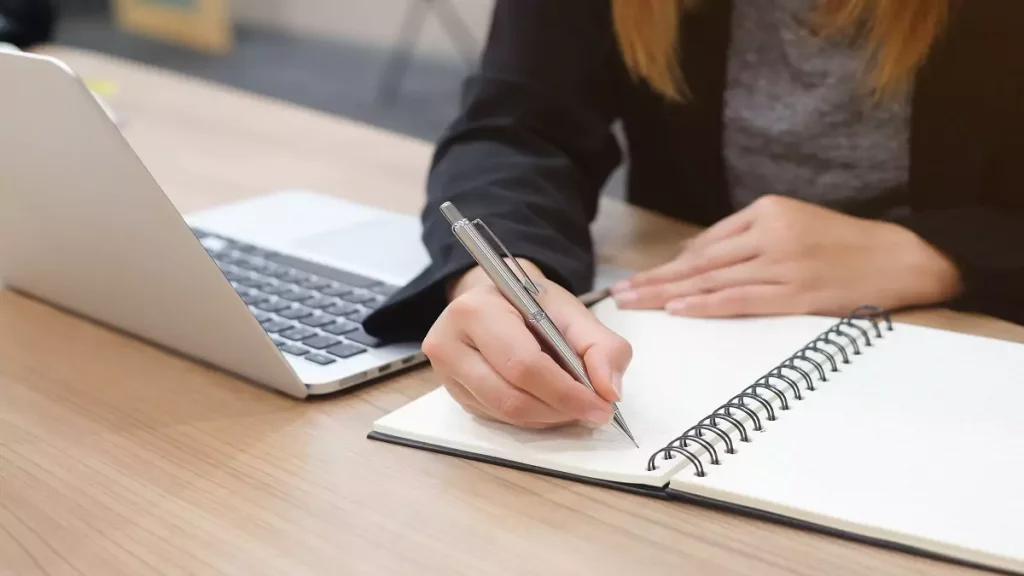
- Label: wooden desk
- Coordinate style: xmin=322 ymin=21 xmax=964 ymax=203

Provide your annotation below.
xmin=3 ymin=47 xmax=1022 ymax=576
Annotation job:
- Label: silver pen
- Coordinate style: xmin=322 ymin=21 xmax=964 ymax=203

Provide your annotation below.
xmin=440 ymin=201 xmax=638 ymax=448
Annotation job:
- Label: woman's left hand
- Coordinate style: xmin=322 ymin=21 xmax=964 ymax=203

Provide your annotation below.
xmin=611 ymin=194 xmax=964 ymax=317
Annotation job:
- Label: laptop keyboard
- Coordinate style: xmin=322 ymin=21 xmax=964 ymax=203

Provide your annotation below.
xmin=192 ymin=228 xmax=399 ymax=366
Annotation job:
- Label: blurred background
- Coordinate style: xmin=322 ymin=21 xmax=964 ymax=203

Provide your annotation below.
xmin=52 ymin=0 xmax=491 ymax=142
xmin=7 ymin=0 xmax=624 ymax=196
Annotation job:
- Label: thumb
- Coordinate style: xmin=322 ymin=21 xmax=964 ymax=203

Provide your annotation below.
xmin=572 ymin=317 xmax=633 ymax=403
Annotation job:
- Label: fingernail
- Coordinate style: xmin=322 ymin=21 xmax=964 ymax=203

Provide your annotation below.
xmin=615 ymin=291 xmax=637 ymax=306
xmin=612 ymin=371 xmax=623 ymax=401
xmin=611 ymin=280 xmax=631 ymax=293
xmin=666 ymin=299 xmax=688 ymax=314
xmin=586 ymin=407 xmax=612 ymax=426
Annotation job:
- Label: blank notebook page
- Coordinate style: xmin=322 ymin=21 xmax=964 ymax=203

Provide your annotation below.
xmin=669 ymin=322 xmax=1024 ymax=573
xmin=373 ymin=299 xmax=841 ymax=486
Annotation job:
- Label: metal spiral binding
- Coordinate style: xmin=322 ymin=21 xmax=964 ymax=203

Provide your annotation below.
xmin=646 ymin=306 xmax=893 ymax=477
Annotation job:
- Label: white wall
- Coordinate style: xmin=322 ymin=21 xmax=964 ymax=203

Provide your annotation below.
xmin=232 ymin=0 xmax=496 ymax=62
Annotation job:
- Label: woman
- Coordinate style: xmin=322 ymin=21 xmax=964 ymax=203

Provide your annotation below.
xmin=365 ymin=0 xmax=1024 ymax=430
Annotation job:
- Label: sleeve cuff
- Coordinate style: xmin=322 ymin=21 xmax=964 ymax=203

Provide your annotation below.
xmin=362 ymin=231 xmax=592 ymax=343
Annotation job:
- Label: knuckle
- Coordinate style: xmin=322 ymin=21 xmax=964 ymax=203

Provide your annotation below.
xmin=550 ymin=383 xmax=585 ymax=412
xmin=446 ymin=293 xmax=480 ymax=321
xmin=752 ymin=194 xmax=782 ymax=212
xmin=502 ymin=351 xmax=543 ymax=384
xmin=420 ymin=328 xmax=446 ymax=363
xmin=419 ymin=327 xmax=444 ymax=358
xmin=611 ymin=335 xmax=633 ymax=361
xmin=496 ymin=394 xmax=529 ymax=421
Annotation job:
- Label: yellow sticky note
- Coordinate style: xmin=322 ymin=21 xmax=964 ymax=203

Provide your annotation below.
xmin=85 ymin=80 xmax=120 ymax=97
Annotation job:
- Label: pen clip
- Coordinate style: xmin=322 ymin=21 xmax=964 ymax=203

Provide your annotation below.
xmin=473 ymin=218 xmax=541 ymax=296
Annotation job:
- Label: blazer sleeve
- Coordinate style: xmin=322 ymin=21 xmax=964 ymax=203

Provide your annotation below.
xmin=893 ymin=102 xmax=1024 ymax=326
xmin=364 ymin=0 xmax=625 ymax=342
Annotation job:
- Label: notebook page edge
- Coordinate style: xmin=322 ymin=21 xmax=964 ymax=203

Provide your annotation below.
xmin=371 ymin=387 xmax=683 ymax=488
xmin=665 ymin=477 xmax=1024 ymax=575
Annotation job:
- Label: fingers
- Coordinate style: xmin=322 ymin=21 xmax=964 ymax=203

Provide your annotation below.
xmin=616 ymin=260 xmax=773 ymax=310
xmin=465 ymin=314 xmax=613 ymax=425
xmin=556 ymin=302 xmax=633 ymax=403
xmin=615 ymin=210 xmax=756 ymax=294
xmin=442 ymin=358 xmax=569 ymax=428
xmin=615 ymin=235 xmax=760 ymax=305
xmin=684 ymin=206 xmax=756 ymax=254
xmin=665 ymin=284 xmax=800 ymax=317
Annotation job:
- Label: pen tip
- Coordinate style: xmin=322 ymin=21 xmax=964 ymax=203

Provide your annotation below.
xmin=611 ymin=412 xmax=639 ymax=449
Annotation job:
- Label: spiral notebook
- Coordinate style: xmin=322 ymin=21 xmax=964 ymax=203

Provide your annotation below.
xmin=369 ymin=298 xmax=1024 ymax=575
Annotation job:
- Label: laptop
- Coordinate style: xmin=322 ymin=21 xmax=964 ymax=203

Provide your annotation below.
xmin=0 ymin=50 xmax=632 ymax=399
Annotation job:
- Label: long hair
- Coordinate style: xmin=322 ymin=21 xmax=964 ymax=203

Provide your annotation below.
xmin=611 ymin=0 xmax=949 ymax=100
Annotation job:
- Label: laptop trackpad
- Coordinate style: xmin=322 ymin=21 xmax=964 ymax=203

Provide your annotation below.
xmin=293 ymin=219 xmax=431 ymax=286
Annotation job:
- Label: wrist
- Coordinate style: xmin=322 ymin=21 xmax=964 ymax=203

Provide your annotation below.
xmin=446 ymin=258 xmax=546 ymax=301
xmin=889 ymin=223 xmax=964 ymax=305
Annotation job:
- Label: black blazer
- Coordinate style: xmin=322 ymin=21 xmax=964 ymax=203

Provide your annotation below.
xmin=365 ymin=0 xmax=1024 ymax=342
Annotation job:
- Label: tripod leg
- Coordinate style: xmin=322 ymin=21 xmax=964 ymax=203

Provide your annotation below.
xmin=376 ymin=0 xmax=432 ymax=104
xmin=431 ymin=0 xmax=481 ymax=69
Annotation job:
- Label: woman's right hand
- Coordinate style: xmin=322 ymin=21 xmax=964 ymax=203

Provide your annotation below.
xmin=422 ymin=260 xmax=632 ymax=429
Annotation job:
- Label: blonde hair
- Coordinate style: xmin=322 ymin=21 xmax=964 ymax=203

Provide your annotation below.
xmin=611 ymin=0 xmax=949 ymax=100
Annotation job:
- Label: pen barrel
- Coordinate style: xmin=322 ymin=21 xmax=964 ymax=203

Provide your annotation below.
xmin=449 ymin=220 xmax=542 ymax=318
xmin=527 ymin=312 xmax=595 ymax=392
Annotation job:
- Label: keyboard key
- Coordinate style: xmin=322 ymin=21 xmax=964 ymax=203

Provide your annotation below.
xmin=238 ymin=276 xmax=268 ymax=288
xmin=323 ymin=320 xmax=359 ymax=335
xmin=223 ymin=270 xmax=247 ymax=282
xmin=272 ymin=338 xmax=287 ymax=347
xmin=369 ymin=284 xmax=399 ymax=297
xmin=241 ymin=293 xmax=267 ymax=305
xmin=326 ymin=342 xmax=367 ymax=359
xmin=253 ymin=311 xmax=271 ymax=323
xmin=233 ymin=242 xmax=277 ymax=259
xmin=260 ymin=282 xmax=293 ymax=295
xmin=320 ymin=283 xmax=354 ymax=297
xmin=345 ymin=329 xmax=383 ymax=348
xmin=363 ymin=296 xmax=386 ymax=310
xmin=280 ymin=270 xmax=309 ymax=284
xmin=302 ymin=335 xmax=340 ymax=349
xmin=305 ymin=353 xmax=337 ymax=366
xmin=299 ymin=314 xmax=335 ymax=328
xmin=324 ymin=302 xmax=357 ymax=316
xmin=245 ymin=261 xmax=274 ymax=275
xmin=347 ymin=309 xmax=371 ymax=323
xmin=261 ymin=319 xmax=293 ymax=333
xmin=302 ymin=295 xmax=337 ymax=309
xmin=279 ymin=288 xmax=312 ymax=301
xmin=266 ymin=253 xmax=379 ymax=288
xmin=299 ymin=277 xmax=331 ymax=290
xmin=281 ymin=326 xmax=317 ymax=341
xmin=339 ymin=290 xmax=376 ymax=305
xmin=265 ymin=267 xmax=292 ymax=279
xmin=255 ymin=280 xmax=281 ymax=292
xmin=279 ymin=306 xmax=314 ymax=320
xmin=278 ymin=343 xmax=309 ymax=356
xmin=262 ymin=263 xmax=287 ymax=277
xmin=255 ymin=299 xmax=292 ymax=313
xmin=231 ymin=255 xmax=258 ymax=270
